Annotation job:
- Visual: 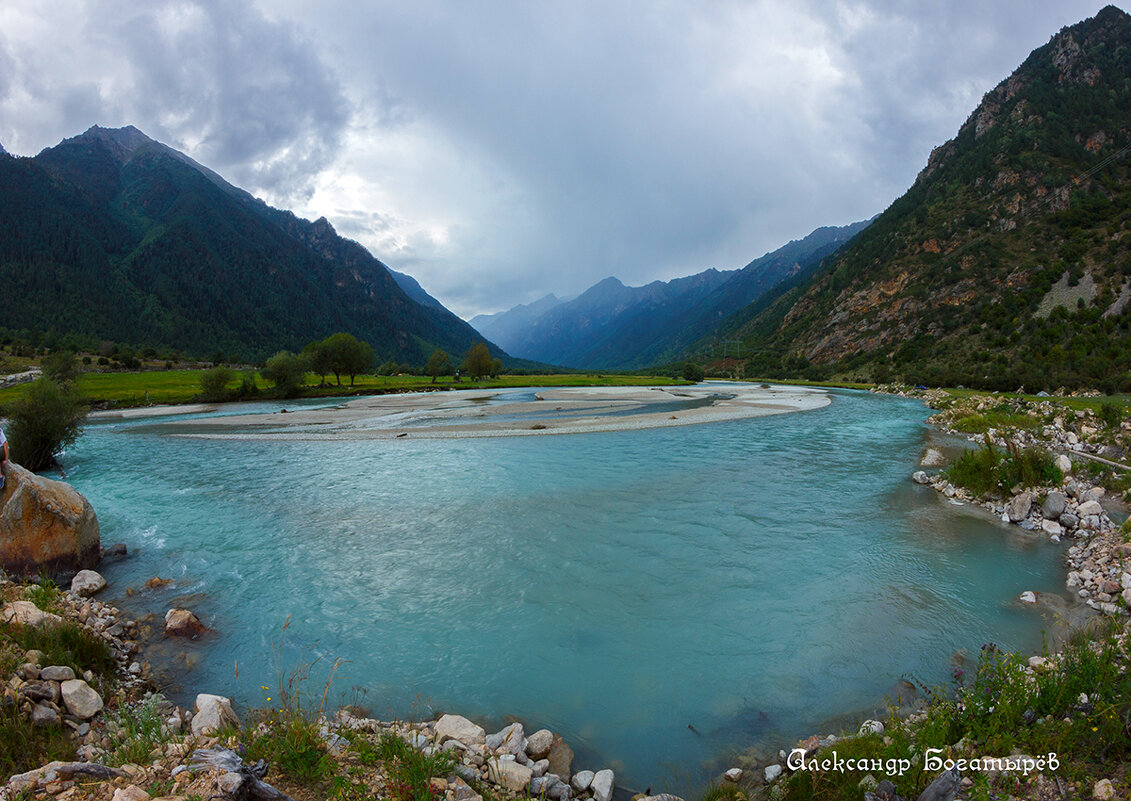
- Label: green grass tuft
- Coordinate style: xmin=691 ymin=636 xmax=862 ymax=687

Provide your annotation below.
xmin=944 ymin=440 xmax=1062 ymax=496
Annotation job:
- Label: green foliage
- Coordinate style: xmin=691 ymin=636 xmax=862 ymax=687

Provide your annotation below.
xmin=463 ymin=342 xmax=493 ymax=380
xmin=242 ymin=704 xmax=336 ymax=782
xmin=262 ymin=351 xmax=308 ymax=397
xmin=25 ymin=579 xmax=63 ymax=614
xmin=944 ymin=440 xmax=1063 ymax=496
xmin=5 ymin=377 xmax=86 ymax=471
xmin=105 ymin=694 xmax=174 ymax=766
xmin=682 ymin=362 xmax=706 ymax=382
xmin=1099 ymin=401 xmax=1124 ymax=428
xmin=0 ymin=619 xmax=116 ymax=685
xmin=305 ymin=333 xmax=376 ymax=387
xmin=40 ymin=350 xmax=77 ymax=383
xmin=377 ymin=360 xmax=400 ymax=376
xmin=424 ymin=349 xmax=451 ymax=380
xmin=199 ymin=366 xmax=237 ymax=401
xmin=376 ymin=732 xmax=456 ymax=801
xmin=0 ymin=702 xmax=74 ymax=778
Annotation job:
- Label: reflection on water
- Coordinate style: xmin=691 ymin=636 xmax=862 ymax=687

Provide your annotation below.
xmin=56 ymin=389 xmax=1066 ymax=790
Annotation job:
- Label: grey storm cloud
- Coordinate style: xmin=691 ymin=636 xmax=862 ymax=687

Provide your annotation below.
xmin=0 ymin=0 xmax=349 ymax=199
xmin=0 ymin=0 xmax=1124 ymax=317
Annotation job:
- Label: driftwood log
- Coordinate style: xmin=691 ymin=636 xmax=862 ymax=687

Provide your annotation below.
xmin=188 ymin=747 xmax=295 ymax=801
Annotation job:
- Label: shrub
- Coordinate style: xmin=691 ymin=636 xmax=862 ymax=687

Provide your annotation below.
xmin=1 ymin=619 xmax=116 ymax=684
xmin=261 ymin=351 xmax=308 ymax=397
xmin=944 ymin=440 xmax=1063 ymax=496
xmin=199 ymin=366 xmax=237 ymax=401
xmin=1099 ymin=401 xmax=1124 ymax=428
xmin=5 ymin=377 xmax=86 ymax=471
xmin=377 ymin=732 xmax=455 ymax=801
xmin=0 ymin=703 xmax=74 ymax=777
xmin=105 ymin=694 xmax=174 ymax=766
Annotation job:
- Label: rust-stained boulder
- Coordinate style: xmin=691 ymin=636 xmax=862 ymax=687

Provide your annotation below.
xmin=0 ymin=463 xmax=100 ymax=576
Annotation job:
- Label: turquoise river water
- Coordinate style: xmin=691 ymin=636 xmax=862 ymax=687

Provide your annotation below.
xmin=48 ymin=387 xmax=1067 ymax=791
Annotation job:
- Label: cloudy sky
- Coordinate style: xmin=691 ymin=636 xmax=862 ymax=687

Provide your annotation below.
xmin=0 ymin=1 xmax=1122 ymax=318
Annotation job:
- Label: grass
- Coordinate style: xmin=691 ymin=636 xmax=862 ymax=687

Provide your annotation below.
xmin=0 ymin=703 xmax=75 ymax=778
xmin=373 ymin=732 xmax=456 ymax=801
xmin=0 ymin=618 xmax=116 ymax=687
xmin=104 ymin=693 xmax=175 ymax=766
xmin=950 ymin=410 xmax=1044 ymax=434
xmin=777 ymin=619 xmax=1131 ymax=800
xmin=944 ymin=440 xmax=1063 ymax=496
xmin=24 ymin=579 xmax=63 ymax=614
xmin=0 ymin=369 xmax=692 ymax=409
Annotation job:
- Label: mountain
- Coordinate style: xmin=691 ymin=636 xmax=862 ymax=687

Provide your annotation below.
xmin=480 ymin=220 xmax=869 ymax=369
xmin=469 ymin=293 xmax=563 ymax=353
xmin=733 ymin=6 xmax=1131 ymax=392
xmin=0 ymin=125 xmax=505 ymax=364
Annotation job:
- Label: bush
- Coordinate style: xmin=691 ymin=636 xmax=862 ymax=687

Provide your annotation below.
xmin=944 ymin=440 xmax=1063 ymax=496
xmin=683 ymin=362 xmax=706 ymax=382
xmin=199 ymin=366 xmax=237 ymax=401
xmin=1099 ymin=401 xmax=1124 ymax=428
xmin=6 ymin=377 xmax=86 ymax=471
xmin=261 ymin=351 xmax=308 ymax=397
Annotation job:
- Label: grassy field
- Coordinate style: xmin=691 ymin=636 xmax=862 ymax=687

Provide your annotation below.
xmin=0 ymin=369 xmax=693 ymax=409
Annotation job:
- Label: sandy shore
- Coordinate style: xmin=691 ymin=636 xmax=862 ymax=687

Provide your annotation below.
xmin=141 ymin=383 xmax=831 ymax=440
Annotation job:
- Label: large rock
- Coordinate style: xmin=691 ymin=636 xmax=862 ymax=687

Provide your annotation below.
xmin=0 ymin=464 xmax=100 ymax=576
xmin=164 ymin=609 xmax=207 ymax=638
xmin=1041 ymin=492 xmax=1067 ymax=519
xmin=1054 ymin=454 xmax=1072 ymax=474
xmin=71 ymin=570 xmax=107 ymax=597
xmin=486 ymin=721 xmax=524 ymax=753
xmin=591 ymin=770 xmax=615 ymax=801
xmin=488 ymin=758 xmax=533 ymax=792
xmin=61 ymin=678 xmax=104 ymax=719
xmin=0 ymin=601 xmax=63 ymax=628
xmin=437 ymin=714 xmax=486 ymax=746
xmin=191 ymin=693 xmax=239 ymax=735
xmin=1077 ymin=500 xmax=1104 ymax=517
xmin=1006 ymin=492 xmax=1033 ymax=522
xmin=526 ymin=728 xmax=554 ymax=760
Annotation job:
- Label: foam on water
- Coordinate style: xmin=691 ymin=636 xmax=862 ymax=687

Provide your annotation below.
xmin=56 ymin=388 xmax=1065 ymax=789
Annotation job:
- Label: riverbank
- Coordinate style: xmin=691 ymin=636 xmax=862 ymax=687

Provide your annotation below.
xmin=129 ymin=384 xmax=831 ymax=439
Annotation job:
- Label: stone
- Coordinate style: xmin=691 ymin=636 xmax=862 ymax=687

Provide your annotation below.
xmin=437 ymin=714 xmax=486 ymax=746
xmin=0 ymin=464 xmax=100 ymax=576
xmin=31 ymin=701 xmax=60 ymax=727
xmin=1093 ymin=778 xmax=1115 ymax=800
xmin=591 ymin=770 xmax=615 ymax=801
xmin=1122 ymin=588 xmax=1131 ymax=606
xmin=1006 ymin=492 xmax=1033 ymax=522
xmin=217 ymin=772 xmax=245 ymax=795
xmin=526 ymin=728 xmax=553 ymax=759
xmin=71 ymin=569 xmax=107 ymax=597
xmin=486 ymin=721 xmax=524 ymax=753
xmin=724 ymin=768 xmax=743 ymax=782
xmin=532 ymin=759 xmax=550 ymax=778
xmin=0 ymin=601 xmax=63 ymax=628
xmin=20 ymin=680 xmax=61 ymax=703
xmin=1084 ymin=487 xmax=1106 ymax=502
xmin=1059 ymin=512 xmax=1079 ymax=529
xmin=61 ymin=678 xmax=103 ymax=719
xmin=764 ymin=764 xmax=783 ymax=783
xmin=858 ymin=719 xmax=884 ymax=735
xmin=570 ymin=770 xmax=594 ymax=792
xmin=191 ymin=693 xmax=239 ymax=735
xmin=111 ymin=787 xmax=150 ymax=801
xmin=1055 ymin=454 xmax=1072 ymax=473
xmin=451 ymin=777 xmax=482 ymax=801
xmin=1019 ymin=591 xmax=1038 ymax=604
xmin=1041 ymin=492 xmax=1067 ymax=519
xmin=1123 ymin=573 xmax=1131 ymax=590
xmin=164 ymin=608 xmax=206 ymax=638
xmin=548 ymin=780 xmax=572 ymax=801
xmin=1078 ymin=500 xmax=1104 ymax=517
xmin=529 ymin=777 xmax=553 ymax=795
xmin=39 ymin=665 xmax=75 ymax=682
xmin=488 ymin=757 xmax=534 ymax=792
xmin=912 ymin=471 xmax=931 ymax=485
xmin=1041 ymin=520 xmax=1064 ymax=537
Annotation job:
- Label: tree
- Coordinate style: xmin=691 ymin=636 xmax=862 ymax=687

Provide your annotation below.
xmin=200 ymin=366 xmax=237 ymax=400
xmin=41 ymin=350 xmax=78 ymax=383
xmin=306 ymin=333 xmax=375 ymax=386
xmin=377 ymin=360 xmax=400 ymax=377
xmin=463 ymin=342 xmax=493 ymax=380
xmin=303 ymin=340 xmax=333 ymax=386
xmin=261 ymin=351 xmax=308 ymax=397
xmin=682 ymin=362 xmax=705 ymax=382
xmin=425 ymin=349 xmax=452 ymax=383
xmin=6 ymin=378 xmax=86 ymax=471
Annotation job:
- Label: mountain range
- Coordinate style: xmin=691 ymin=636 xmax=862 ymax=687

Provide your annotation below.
xmin=0 ymin=125 xmax=505 ymax=365
xmin=730 ymin=5 xmax=1131 ymax=392
xmin=471 ymin=220 xmax=870 ymax=370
